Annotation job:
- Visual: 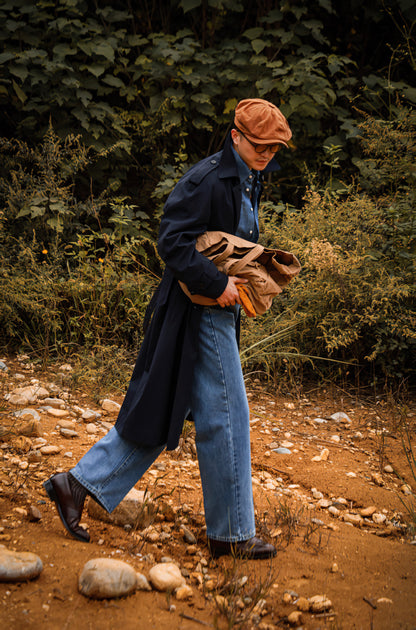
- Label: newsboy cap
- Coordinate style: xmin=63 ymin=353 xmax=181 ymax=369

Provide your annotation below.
xmin=234 ymin=98 xmax=292 ymax=147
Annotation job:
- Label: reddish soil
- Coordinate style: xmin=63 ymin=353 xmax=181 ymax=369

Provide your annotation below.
xmin=0 ymin=360 xmax=415 ymax=630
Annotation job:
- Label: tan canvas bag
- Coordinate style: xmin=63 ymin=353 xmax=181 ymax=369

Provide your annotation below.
xmin=179 ymin=231 xmax=301 ymax=315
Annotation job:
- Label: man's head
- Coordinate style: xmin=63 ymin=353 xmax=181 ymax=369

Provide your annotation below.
xmin=231 ymin=98 xmax=292 ymax=171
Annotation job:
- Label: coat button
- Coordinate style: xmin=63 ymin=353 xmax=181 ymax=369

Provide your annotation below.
xmin=210 ymin=159 xmax=217 ymax=164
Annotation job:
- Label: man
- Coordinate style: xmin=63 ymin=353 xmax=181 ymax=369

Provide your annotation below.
xmin=44 ymin=98 xmax=292 ymax=559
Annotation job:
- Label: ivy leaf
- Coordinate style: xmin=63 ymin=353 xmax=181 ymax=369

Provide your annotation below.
xmin=0 ymin=51 xmax=15 ymax=64
xmin=94 ymin=42 xmax=115 ymax=62
xmin=81 ymin=64 xmax=106 ymax=77
xmin=9 ymin=64 xmax=29 ymax=82
xmin=12 ymin=79 xmax=27 ymax=103
xmin=251 ymin=39 xmax=267 ymax=55
xmin=102 ymin=75 xmax=125 ymax=88
xmin=179 ymin=0 xmax=201 ymax=13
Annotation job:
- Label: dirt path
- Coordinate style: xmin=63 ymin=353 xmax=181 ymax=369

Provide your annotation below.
xmin=0 ymin=360 xmax=415 ymax=629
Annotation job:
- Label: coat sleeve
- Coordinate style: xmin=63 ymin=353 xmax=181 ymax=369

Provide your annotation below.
xmin=157 ymin=162 xmax=228 ymax=299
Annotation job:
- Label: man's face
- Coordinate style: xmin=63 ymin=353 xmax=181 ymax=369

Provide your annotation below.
xmin=231 ymin=128 xmax=278 ymax=171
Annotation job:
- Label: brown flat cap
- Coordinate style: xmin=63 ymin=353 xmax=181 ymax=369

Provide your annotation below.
xmin=234 ymin=98 xmax=292 ymax=147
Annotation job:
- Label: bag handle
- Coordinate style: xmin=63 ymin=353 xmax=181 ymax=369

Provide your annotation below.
xmin=228 ymin=243 xmax=264 ymax=275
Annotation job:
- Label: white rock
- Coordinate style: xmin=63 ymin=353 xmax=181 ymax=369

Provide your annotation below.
xmin=47 ymin=408 xmax=69 ymax=418
xmin=328 ymin=506 xmax=340 ymax=517
xmin=13 ymin=408 xmax=41 ymax=422
xmin=78 ymin=558 xmax=137 ymax=599
xmin=330 ymin=412 xmax=351 ymax=423
xmin=101 ymin=399 xmax=121 ymax=413
xmin=149 ymin=563 xmax=185 ymax=592
xmin=86 ymin=423 xmax=98 ymax=435
xmin=60 ymin=428 xmax=78 ymax=438
xmin=330 ymin=435 xmax=340 ymax=443
xmin=372 ymin=513 xmax=387 ymax=525
xmin=136 ymin=573 xmax=152 ymax=591
xmin=383 ymin=465 xmax=394 ymax=474
xmin=0 ymin=547 xmax=43 ymax=582
xmin=82 ymin=410 xmax=100 ymax=422
xmin=346 ymin=472 xmax=357 ymax=478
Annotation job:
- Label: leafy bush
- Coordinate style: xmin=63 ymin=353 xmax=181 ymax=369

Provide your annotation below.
xmin=240 ymin=106 xmax=415 ymax=384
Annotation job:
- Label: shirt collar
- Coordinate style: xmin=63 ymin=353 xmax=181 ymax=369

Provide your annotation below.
xmin=231 ymin=145 xmax=258 ymax=184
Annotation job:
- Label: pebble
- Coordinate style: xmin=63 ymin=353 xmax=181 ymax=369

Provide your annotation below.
xmin=0 ymin=547 xmax=43 ymax=582
xmin=372 ymin=513 xmax=387 ymax=524
xmin=60 ymin=428 xmax=78 ymax=438
xmin=312 ymin=448 xmax=329 ymax=462
xmin=78 ymin=558 xmax=138 ymax=599
xmin=101 ymin=399 xmax=121 ymax=413
xmin=273 ymin=447 xmax=292 ymax=455
xmin=175 ymin=584 xmax=193 ymax=600
xmin=330 ymin=411 xmax=351 ymax=424
xmin=342 ymin=513 xmax=363 ymax=527
xmin=383 ymin=464 xmax=394 ymax=473
xmin=149 ymin=562 xmax=185 ymax=592
xmin=288 ymin=610 xmax=303 ymax=625
xmin=309 ymin=594 xmax=332 ymax=612
xmin=182 ymin=526 xmax=197 ymax=545
xmin=86 ymin=423 xmax=98 ymax=435
xmin=136 ymin=573 xmax=152 ymax=591
xmin=40 ymin=445 xmax=61 ymax=455
xmin=360 ymin=506 xmax=377 ymax=517
xmin=47 ymin=408 xmax=69 ymax=418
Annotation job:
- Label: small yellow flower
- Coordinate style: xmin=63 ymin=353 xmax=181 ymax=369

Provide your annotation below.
xmin=98 ymin=258 xmax=104 ymax=263
xmin=42 ymin=249 xmax=48 ymax=254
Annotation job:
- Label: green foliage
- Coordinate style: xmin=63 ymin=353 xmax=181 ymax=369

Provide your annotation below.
xmin=1 ymin=0 xmax=415 ymax=208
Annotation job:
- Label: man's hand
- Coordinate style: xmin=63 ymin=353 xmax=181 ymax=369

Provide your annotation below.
xmin=216 ymin=276 xmax=247 ymax=308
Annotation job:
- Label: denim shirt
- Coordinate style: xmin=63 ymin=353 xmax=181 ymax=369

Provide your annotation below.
xmin=232 ymin=146 xmax=261 ymax=243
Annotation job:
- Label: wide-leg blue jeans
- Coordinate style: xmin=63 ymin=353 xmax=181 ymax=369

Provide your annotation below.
xmin=71 ymin=305 xmax=255 ymax=542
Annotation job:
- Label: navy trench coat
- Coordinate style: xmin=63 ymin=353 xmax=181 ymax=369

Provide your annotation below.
xmin=115 ymin=135 xmax=280 ymax=450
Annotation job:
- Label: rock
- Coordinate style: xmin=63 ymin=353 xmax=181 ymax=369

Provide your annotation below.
xmin=101 ymin=399 xmax=121 ymax=413
xmin=182 ymin=526 xmax=197 ymax=545
xmin=40 ymin=445 xmax=61 ymax=455
xmin=312 ymin=448 xmax=329 ymax=462
xmin=47 ymin=408 xmax=69 ymax=418
xmin=14 ymin=435 xmax=32 ymax=452
xmin=8 ymin=394 xmax=29 ymax=406
xmin=43 ymin=398 xmax=65 ymax=408
xmin=149 ymin=562 xmax=185 ymax=592
xmin=330 ymin=412 xmax=351 ymax=424
xmin=56 ymin=419 xmax=76 ymax=430
xmin=401 ymin=484 xmax=413 ymax=495
xmin=0 ymin=547 xmax=43 ymax=582
xmin=13 ymin=408 xmax=41 ymax=422
xmin=330 ymin=434 xmax=341 ymax=443
xmin=317 ymin=499 xmax=331 ymax=509
xmin=346 ymin=472 xmax=357 ymax=478
xmin=87 ymin=488 xmax=156 ymax=528
xmin=309 ymin=594 xmax=332 ymax=612
xmin=296 ymin=596 xmax=310 ymax=611
xmin=17 ymin=420 xmax=42 ymax=437
xmin=85 ymin=423 xmax=98 ymax=435
xmin=342 ymin=513 xmax=363 ymax=527
xmin=331 ymin=562 xmax=339 ymax=573
xmin=360 ymin=506 xmax=377 ymax=517
xmin=372 ymin=513 xmax=387 ymax=525
xmin=371 ymin=472 xmax=384 ymax=486
xmin=175 ymin=584 xmax=193 ymax=600
xmin=82 ymin=410 xmax=100 ymax=422
xmin=136 ymin=573 xmax=152 ymax=591
xmin=312 ymin=489 xmax=324 ymax=500
xmin=27 ymin=450 xmax=42 ymax=463
xmin=288 ymin=610 xmax=303 ymax=626
xmin=11 ymin=385 xmax=49 ymax=402
xmin=273 ymin=447 xmax=292 ymax=455
xmin=312 ymin=417 xmax=327 ymax=424
xmin=60 ymin=428 xmax=79 ymax=438
xmin=282 ymin=591 xmax=294 ymax=604
xmin=28 ymin=505 xmax=42 ymax=522
xmin=383 ymin=465 xmax=394 ymax=474
xmin=281 ymin=440 xmax=294 ymax=448
xmin=0 ymin=361 xmax=8 ymax=372
xmin=78 ymin=558 xmax=137 ymax=599
xmin=328 ymin=506 xmax=340 ymax=517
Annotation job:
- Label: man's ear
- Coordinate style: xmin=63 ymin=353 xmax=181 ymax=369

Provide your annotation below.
xmin=230 ymin=128 xmax=239 ymax=145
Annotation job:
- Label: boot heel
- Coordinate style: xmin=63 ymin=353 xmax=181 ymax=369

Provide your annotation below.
xmin=43 ymin=479 xmax=56 ymax=502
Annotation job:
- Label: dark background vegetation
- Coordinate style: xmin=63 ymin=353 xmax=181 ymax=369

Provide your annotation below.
xmin=0 ymin=0 xmax=415 ymax=392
